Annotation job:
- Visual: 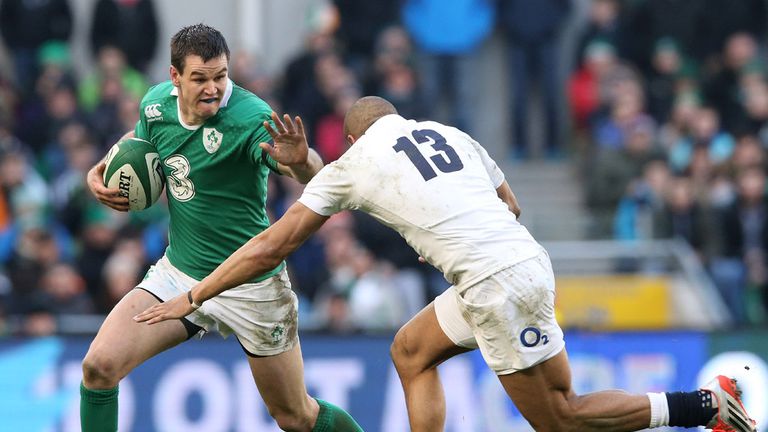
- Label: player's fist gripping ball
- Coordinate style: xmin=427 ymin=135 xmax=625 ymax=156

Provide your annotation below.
xmin=103 ymin=137 xmax=165 ymax=211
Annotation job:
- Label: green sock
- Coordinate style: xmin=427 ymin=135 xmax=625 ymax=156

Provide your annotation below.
xmin=80 ymin=382 xmax=119 ymax=432
xmin=312 ymin=398 xmax=364 ymax=432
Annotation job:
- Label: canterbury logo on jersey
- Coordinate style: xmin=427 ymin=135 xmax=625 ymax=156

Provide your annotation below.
xmin=145 ymin=104 xmax=163 ymax=121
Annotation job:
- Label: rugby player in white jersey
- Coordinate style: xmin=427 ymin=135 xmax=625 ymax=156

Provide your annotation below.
xmin=136 ymin=96 xmax=756 ymax=432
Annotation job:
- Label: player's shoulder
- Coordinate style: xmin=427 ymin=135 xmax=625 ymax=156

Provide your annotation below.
xmin=137 ymin=81 xmax=176 ymax=129
xmin=419 ymin=118 xmax=465 ymax=136
xmin=223 ymin=82 xmax=272 ymax=121
xmin=140 ymin=81 xmax=175 ymax=107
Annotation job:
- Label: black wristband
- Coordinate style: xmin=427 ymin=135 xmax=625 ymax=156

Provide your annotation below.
xmin=187 ymin=290 xmax=201 ymax=310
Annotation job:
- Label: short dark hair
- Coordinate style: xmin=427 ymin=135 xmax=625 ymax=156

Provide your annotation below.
xmin=170 ymin=24 xmax=230 ymax=73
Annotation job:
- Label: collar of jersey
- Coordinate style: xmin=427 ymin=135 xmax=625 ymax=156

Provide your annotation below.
xmin=171 ymin=79 xmax=234 ymax=131
xmin=366 ymin=114 xmax=403 ymax=137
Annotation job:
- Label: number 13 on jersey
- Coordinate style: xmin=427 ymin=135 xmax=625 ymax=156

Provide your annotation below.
xmin=393 ymin=129 xmax=464 ymax=181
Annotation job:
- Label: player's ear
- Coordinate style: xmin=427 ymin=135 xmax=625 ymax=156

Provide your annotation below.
xmin=170 ymin=66 xmax=181 ymax=87
xmin=346 ymin=134 xmax=356 ymax=146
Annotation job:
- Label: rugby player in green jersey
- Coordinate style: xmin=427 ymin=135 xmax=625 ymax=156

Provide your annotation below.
xmin=83 ymin=24 xmax=362 ymax=432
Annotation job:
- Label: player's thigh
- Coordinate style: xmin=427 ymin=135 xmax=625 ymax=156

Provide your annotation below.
xmin=392 ymin=297 xmax=472 ymax=373
xmin=208 ymin=269 xmax=300 ymax=356
xmin=498 ymin=349 xmax=574 ymax=424
xmin=85 ymin=289 xmax=189 ymax=376
xmin=246 ymin=342 xmax=313 ymax=415
xmin=459 ymin=251 xmax=564 ymax=374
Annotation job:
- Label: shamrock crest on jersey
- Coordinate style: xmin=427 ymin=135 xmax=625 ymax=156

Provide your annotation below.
xmin=203 ymin=127 xmax=223 ymax=153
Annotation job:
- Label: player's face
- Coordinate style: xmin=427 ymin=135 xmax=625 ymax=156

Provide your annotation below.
xmin=171 ymin=54 xmax=229 ymax=124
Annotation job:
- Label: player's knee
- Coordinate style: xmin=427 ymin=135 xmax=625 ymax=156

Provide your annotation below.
xmin=389 ymin=330 xmax=407 ymax=364
xmin=81 ymin=352 xmax=121 ymax=388
xmin=390 ymin=328 xmax=419 ymax=375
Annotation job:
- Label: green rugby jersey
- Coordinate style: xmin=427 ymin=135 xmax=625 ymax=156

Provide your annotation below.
xmin=134 ymin=79 xmax=285 ymax=281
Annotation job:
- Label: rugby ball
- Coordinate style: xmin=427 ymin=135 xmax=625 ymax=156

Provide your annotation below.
xmin=103 ymin=137 xmax=164 ymax=211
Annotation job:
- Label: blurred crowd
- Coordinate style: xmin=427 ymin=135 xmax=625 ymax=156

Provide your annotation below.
xmin=572 ymin=0 xmax=768 ymax=326
xmin=1 ymin=0 xmax=768 ymax=336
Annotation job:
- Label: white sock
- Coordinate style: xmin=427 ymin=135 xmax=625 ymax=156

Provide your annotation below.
xmin=647 ymin=392 xmax=670 ymax=428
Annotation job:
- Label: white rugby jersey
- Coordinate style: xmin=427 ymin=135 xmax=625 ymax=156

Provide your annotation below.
xmin=299 ymin=114 xmax=544 ymax=291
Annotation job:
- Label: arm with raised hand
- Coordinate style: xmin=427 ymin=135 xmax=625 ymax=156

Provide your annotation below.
xmin=261 ymin=112 xmax=324 ymax=184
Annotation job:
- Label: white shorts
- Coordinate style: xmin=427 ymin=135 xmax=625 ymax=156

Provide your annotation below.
xmin=138 ymin=256 xmax=298 ymax=356
xmin=434 ymin=250 xmax=564 ymax=375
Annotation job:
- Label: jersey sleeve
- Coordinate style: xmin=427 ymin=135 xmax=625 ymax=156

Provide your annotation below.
xmin=260 ymin=150 xmax=281 ymax=174
xmin=134 ymin=119 xmax=148 ymax=140
xmin=297 ymin=161 xmax=353 ymax=216
xmin=244 ymin=99 xmax=282 ymax=174
xmin=134 ymin=97 xmax=150 ymax=140
xmin=469 ymin=136 xmax=505 ymax=188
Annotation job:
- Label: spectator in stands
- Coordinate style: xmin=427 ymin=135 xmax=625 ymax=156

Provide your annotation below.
xmin=30 ymin=263 xmax=94 ymax=315
xmin=315 ymin=89 xmax=359 ymax=163
xmin=280 ymin=7 xmax=339 ymax=146
xmin=343 ymin=247 xmax=409 ymax=331
xmin=99 ymin=234 xmax=146 ymax=313
xmin=332 ymin=0 xmax=400 ymax=78
xmin=13 ymin=50 xmax=79 ymax=155
xmin=76 ymin=204 xmax=124 ymax=301
xmin=0 ymin=0 xmax=72 ymax=96
xmin=0 ymin=143 xmax=49 ymax=239
xmin=78 ymin=46 xmax=148 ymax=116
xmin=687 ymin=145 xmax=736 ymax=212
xmin=229 ymin=51 xmax=277 ymax=107
xmin=646 ymin=38 xmax=684 ymax=123
xmin=710 ymin=165 xmax=768 ymax=325
xmin=657 ymin=92 xmax=699 ymax=153
xmin=736 ymin=68 xmax=768 ymax=143
xmin=614 ymin=158 xmax=671 ymax=241
xmin=0 ymin=121 xmax=24 ymax=262
xmin=593 ymin=78 xmax=655 ymax=150
xmin=587 ymin=114 xmax=664 ymax=237
xmin=568 ymin=39 xmax=620 ymax=153
xmin=660 ymin=175 xmax=712 ymax=255
xmin=499 ymin=0 xmax=571 ymax=159
xmin=702 ymin=0 xmax=767 ymax=65
xmin=89 ymin=0 xmax=159 ymax=73
xmin=704 ymin=32 xmax=759 ymax=132
xmin=364 ymin=26 xmax=414 ymax=93
xmin=377 ymin=61 xmax=428 ymax=122
xmin=6 ymin=227 xmax=60 ymax=314
xmin=49 ymin=123 xmax=100 ymax=236
xmin=352 ymin=211 xmax=429 ymax=314
xmin=20 ymin=309 xmax=57 ymax=336
xmin=574 ymin=0 xmax=626 ymax=69
xmin=402 ymin=0 xmax=495 ymax=134
xmin=309 ymin=214 xmax=358 ymax=329
xmin=622 ymin=0 xmax=708 ymax=72
xmin=729 ymin=134 xmax=767 ymax=175
xmin=669 ymin=106 xmax=735 ymax=174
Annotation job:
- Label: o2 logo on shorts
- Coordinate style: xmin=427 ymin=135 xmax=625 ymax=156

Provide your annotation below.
xmin=520 ymin=327 xmax=549 ymax=348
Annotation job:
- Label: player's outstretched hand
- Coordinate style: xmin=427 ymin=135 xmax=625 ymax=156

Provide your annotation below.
xmin=86 ymin=161 xmax=129 ymax=211
xmin=260 ymin=112 xmax=309 ymax=166
xmin=133 ymin=293 xmax=194 ymax=324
